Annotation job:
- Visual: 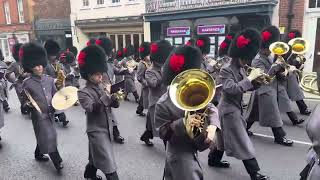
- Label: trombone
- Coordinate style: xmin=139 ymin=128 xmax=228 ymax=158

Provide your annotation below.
xmin=169 ymin=69 xmax=216 ymax=139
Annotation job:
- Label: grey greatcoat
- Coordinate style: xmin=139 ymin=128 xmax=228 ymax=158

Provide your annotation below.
xmin=6 ymin=62 xmax=27 ymax=103
xmin=305 ymin=104 xmax=320 ymax=180
xmin=246 ymin=53 xmax=284 ymax=128
xmin=21 ymin=75 xmax=58 ymax=154
xmin=155 ymin=91 xmax=220 ymax=180
xmin=137 ymin=61 xmax=150 ymax=109
xmin=121 ymin=57 xmax=137 ymax=93
xmin=0 ymin=79 xmax=5 ymax=130
xmin=113 ymin=59 xmax=123 ymax=83
xmin=145 ymin=64 xmax=166 ymax=136
xmin=286 ymin=71 xmax=305 ymax=101
xmin=218 ymin=61 xmax=256 ymax=160
xmin=78 ymin=81 xmax=118 ymax=174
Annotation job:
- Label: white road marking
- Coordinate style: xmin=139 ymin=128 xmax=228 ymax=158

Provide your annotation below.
xmin=253 ymin=133 xmax=312 ymax=146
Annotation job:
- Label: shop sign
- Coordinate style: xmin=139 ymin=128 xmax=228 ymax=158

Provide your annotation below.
xmin=167 ymin=27 xmax=190 ymax=37
xmin=197 ymin=25 xmax=225 ymax=35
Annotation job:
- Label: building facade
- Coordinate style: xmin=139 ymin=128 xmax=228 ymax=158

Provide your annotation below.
xmin=0 ymin=0 xmax=32 ymax=61
xmin=303 ymin=0 xmax=320 ymax=72
xmin=143 ymin=0 xmax=278 ymax=57
xmin=70 ymin=0 xmax=145 ymax=51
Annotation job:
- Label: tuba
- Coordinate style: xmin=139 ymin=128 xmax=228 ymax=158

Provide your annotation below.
xmin=288 ymin=38 xmax=309 ymax=64
xmin=169 ymin=69 xmax=216 ymax=138
xmin=269 ymin=41 xmax=290 ymax=66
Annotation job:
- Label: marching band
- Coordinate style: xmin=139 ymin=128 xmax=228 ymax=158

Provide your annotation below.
xmin=0 ymin=25 xmax=319 ymax=180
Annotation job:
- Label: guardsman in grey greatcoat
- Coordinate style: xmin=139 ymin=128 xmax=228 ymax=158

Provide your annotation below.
xmin=218 ymin=28 xmax=269 ymax=180
xmin=155 ymin=45 xmax=221 ymax=180
xmin=20 ymin=43 xmax=64 ymax=171
xmin=0 ymin=65 xmax=6 ymax=149
xmin=300 ymin=105 xmax=320 ymax=180
xmin=96 ymin=37 xmax=125 ymax=144
xmin=58 ymin=50 xmax=76 ymax=87
xmin=207 ymin=35 xmax=235 ymax=169
xmin=140 ymin=40 xmax=172 ymax=146
xmin=43 ymin=40 xmax=69 ymax=127
xmin=246 ymin=26 xmax=301 ymax=146
xmin=114 ymin=50 xmax=124 ymax=83
xmin=121 ymin=45 xmax=140 ymax=103
xmin=0 ymin=50 xmax=10 ymax=113
xmin=5 ymin=43 xmax=31 ymax=115
xmin=284 ymin=30 xmax=311 ymax=115
xmin=136 ymin=42 xmax=151 ymax=117
xmin=78 ymin=45 xmax=120 ymax=180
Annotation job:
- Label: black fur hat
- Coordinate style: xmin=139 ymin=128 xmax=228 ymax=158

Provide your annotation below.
xmin=150 ymin=40 xmax=173 ymax=65
xmin=261 ymin=26 xmax=280 ymax=49
xmin=186 ymin=39 xmax=195 ymax=46
xmin=228 ymin=28 xmax=261 ymax=62
xmin=139 ymin=42 xmax=151 ymax=59
xmin=162 ymin=45 xmax=202 ymax=86
xmin=116 ymin=49 xmax=124 ymax=60
xmin=218 ymin=39 xmax=232 ymax=56
xmin=78 ymin=45 xmax=108 ymax=80
xmin=67 ymin=46 xmax=78 ymax=57
xmin=59 ymin=51 xmax=75 ymax=64
xmin=124 ymin=45 xmax=135 ymax=57
xmin=12 ymin=43 xmax=23 ymax=62
xmin=285 ymin=30 xmax=302 ymax=43
xmin=44 ymin=39 xmax=60 ymax=57
xmin=96 ymin=37 xmax=113 ymax=56
xmin=87 ymin=38 xmax=96 ymax=46
xmin=20 ymin=42 xmax=48 ymax=73
xmin=196 ymin=36 xmax=211 ymax=55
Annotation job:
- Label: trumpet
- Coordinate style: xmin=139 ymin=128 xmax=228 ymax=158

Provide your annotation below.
xmin=244 ymin=65 xmax=274 ymax=84
xmin=169 ymin=69 xmax=216 ymax=138
xmin=102 ymin=82 xmax=125 ymax=101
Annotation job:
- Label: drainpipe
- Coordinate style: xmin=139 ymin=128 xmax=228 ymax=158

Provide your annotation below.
xmin=287 ymin=0 xmax=295 ymax=31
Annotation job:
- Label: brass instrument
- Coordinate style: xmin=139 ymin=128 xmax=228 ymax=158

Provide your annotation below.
xmin=244 ymin=65 xmax=274 ymax=84
xmin=126 ymin=59 xmax=138 ymax=72
xmin=288 ymin=38 xmax=309 ymax=64
xmin=54 ymin=63 xmax=66 ymax=89
xmin=300 ymin=72 xmax=319 ymax=95
xmin=102 ymin=82 xmax=125 ymax=100
xmin=169 ymin=69 xmax=216 ymax=138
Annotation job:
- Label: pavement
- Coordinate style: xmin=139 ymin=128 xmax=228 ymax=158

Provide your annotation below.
xmin=0 ymin=86 xmax=319 ymax=180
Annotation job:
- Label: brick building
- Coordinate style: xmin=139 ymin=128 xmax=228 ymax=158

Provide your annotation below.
xmin=279 ymin=0 xmax=305 ymax=33
xmin=0 ymin=0 xmax=33 ymax=61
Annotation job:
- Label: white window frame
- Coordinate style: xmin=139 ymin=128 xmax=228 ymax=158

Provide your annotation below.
xmin=112 ymin=0 xmax=120 ymax=4
xmin=81 ymin=0 xmax=90 ymax=9
xmin=4 ymin=1 xmax=11 ymax=24
xmin=97 ymin=0 xmax=104 ymax=5
xmin=17 ymin=0 xmax=25 ymax=23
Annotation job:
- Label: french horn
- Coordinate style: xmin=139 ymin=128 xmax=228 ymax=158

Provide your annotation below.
xmin=300 ymin=72 xmax=319 ymax=95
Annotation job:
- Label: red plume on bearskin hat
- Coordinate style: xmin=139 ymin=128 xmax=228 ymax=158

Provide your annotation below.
xmin=150 ymin=40 xmax=173 ymax=65
xmin=116 ymin=49 xmax=124 ymax=60
xmin=59 ymin=51 xmax=75 ymax=64
xmin=196 ymin=36 xmax=211 ymax=55
xmin=260 ymin=26 xmax=280 ymax=49
xmin=285 ymin=30 xmax=302 ymax=43
xmin=139 ymin=42 xmax=151 ymax=59
xmin=96 ymin=37 xmax=113 ymax=56
xmin=228 ymin=28 xmax=261 ymax=62
xmin=12 ymin=43 xmax=23 ymax=62
xmin=162 ymin=45 xmax=202 ymax=85
xmin=218 ymin=32 xmax=235 ymax=56
xmin=20 ymin=42 xmax=48 ymax=73
xmin=77 ymin=45 xmax=108 ymax=80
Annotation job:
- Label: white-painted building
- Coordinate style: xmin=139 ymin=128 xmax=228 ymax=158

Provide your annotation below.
xmin=70 ymin=0 xmax=146 ymax=51
xmin=303 ymin=0 xmax=320 ymax=72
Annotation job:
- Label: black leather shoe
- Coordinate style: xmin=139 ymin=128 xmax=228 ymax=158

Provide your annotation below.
xmin=274 ymin=137 xmax=294 ymax=146
xmin=62 ymin=120 xmax=70 ymax=127
xmin=247 ymin=130 xmax=254 ymax=136
xmin=0 ymin=143 xmax=2 ymax=149
xmin=35 ymin=154 xmax=50 ymax=162
xmin=53 ymin=161 xmax=64 ymax=171
xmin=250 ymin=172 xmax=269 ymax=180
xmin=141 ymin=138 xmax=154 ymax=147
xmin=114 ymin=135 xmax=124 ymax=144
xmin=292 ymin=119 xmax=305 ymax=126
xmin=208 ymin=160 xmax=230 ymax=168
xmin=301 ymin=109 xmax=312 ymax=115
xmin=85 ymin=175 xmax=102 ymax=180
xmin=137 ymin=112 xmax=146 ymax=117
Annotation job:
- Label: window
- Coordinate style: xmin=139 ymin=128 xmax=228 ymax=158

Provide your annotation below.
xmin=309 ymin=0 xmax=320 ymax=8
xmin=112 ymin=0 xmax=120 ymax=3
xmin=17 ymin=0 xmax=25 ymax=23
xmin=97 ymin=0 xmax=104 ymax=5
xmin=83 ymin=0 xmax=89 ymax=7
xmin=4 ymin=1 xmax=11 ymax=24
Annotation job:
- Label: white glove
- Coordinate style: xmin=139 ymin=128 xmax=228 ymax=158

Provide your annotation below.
xmin=281 ymin=69 xmax=289 ymax=77
xmin=247 ymin=68 xmax=264 ymax=82
xmin=289 ymin=65 xmax=297 ymax=72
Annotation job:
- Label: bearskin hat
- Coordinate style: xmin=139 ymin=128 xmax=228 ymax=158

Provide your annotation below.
xmin=162 ymin=45 xmax=202 ymax=85
xmin=196 ymin=36 xmax=211 ymax=55
xmin=116 ymin=49 xmax=124 ymax=60
xmin=228 ymin=28 xmax=261 ymax=62
xmin=44 ymin=39 xmax=60 ymax=57
xmin=218 ymin=39 xmax=232 ymax=56
xmin=59 ymin=51 xmax=75 ymax=64
xmin=260 ymin=26 xmax=280 ymax=49
xmin=150 ymin=40 xmax=173 ymax=65
xmin=124 ymin=45 xmax=135 ymax=57
xmin=87 ymin=38 xmax=96 ymax=46
xmin=285 ymin=30 xmax=302 ymax=43
xmin=96 ymin=37 xmax=113 ymax=56
xmin=139 ymin=42 xmax=151 ymax=59
xmin=20 ymin=43 xmax=48 ymax=73
xmin=78 ymin=45 xmax=108 ymax=80
xmin=186 ymin=39 xmax=195 ymax=46
xmin=67 ymin=46 xmax=78 ymax=57
xmin=12 ymin=43 xmax=23 ymax=62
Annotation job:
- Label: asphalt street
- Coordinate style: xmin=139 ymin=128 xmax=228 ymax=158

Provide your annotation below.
xmin=0 ymin=85 xmax=319 ymax=180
